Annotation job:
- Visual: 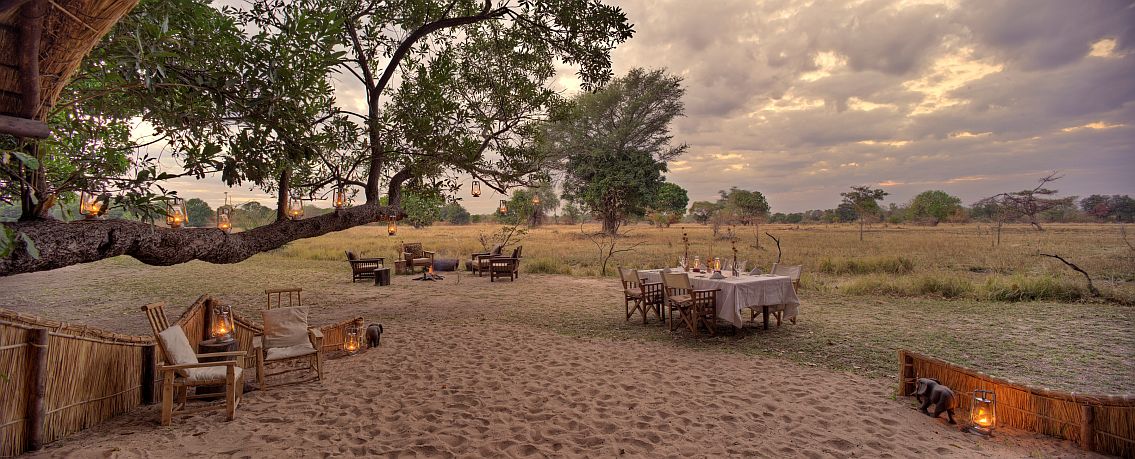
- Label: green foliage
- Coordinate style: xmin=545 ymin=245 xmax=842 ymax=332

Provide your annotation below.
xmin=688 ymin=201 xmax=719 ymax=224
xmin=818 ymin=256 xmax=914 ymax=275
xmin=908 ymin=190 xmax=962 ymax=225
xmin=840 ymin=186 xmax=888 ymax=219
xmin=401 ymin=190 xmax=445 ymax=228
xmin=554 ymin=68 xmax=688 ymax=233
xmin=718 ymin=187 xmax=769 ymax=225
xmin=982 ymin=275 xmax=1085 ymax=302
xmin=231 ymin=201 xmax=275 ymax=229
xmin=560 ymin=203 xmax=585 ymax=225
xmin=439 ymin=202 xmax=471 ymax=225
xmin=185 ymin=198 xmax=213 ymax=227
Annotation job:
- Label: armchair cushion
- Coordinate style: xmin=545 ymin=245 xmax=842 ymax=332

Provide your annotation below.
xmin=157 ymin=325 xmax=198 ymax=377
xmin=266 ymin=342 xmax=318 ymax=361
xmin=403 ymin=243 xmax=425 ymax=259
xmin=186 ymin=365 xmax=243 ymax=383
xmin=263 ymin=307 xmax=311 ymax=349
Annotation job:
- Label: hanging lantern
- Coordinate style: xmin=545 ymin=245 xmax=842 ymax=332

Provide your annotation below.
xmin=499 ymin=200 xmax=508 ymax=214
xmin=217 ymin=212 xmax=232 ymax=234
xmin=343 ymin=325 xmax=362 ymax=355
xmin=387 ymin=221 xmax=397 ymax=236
xmin=968 ymin=390 xmax=997 ymax=435
xmin=210 ymin=304 xmax=235 ymax=342
xmin=78 ymin=191 xmax=109 ymax=219
xmin=287 ymin=195 xmax=305 ymax=220
xmin=531 ymin=195 xmax=540 ymax=206
xmin=471 ymin=181 xmax=481 ymax=197
xmin=165 ymin=197 xmax=187 ymax=228
xmin=332 ymin=187 xmax=346 ymax=210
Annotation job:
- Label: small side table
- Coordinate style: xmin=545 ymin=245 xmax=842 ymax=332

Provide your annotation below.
xmin=373 ymin=267 xmax=392 ymax=286
xmin=196 ymin=338 xmax=238 ymax=398
xmin=394 ymin=260 xmax=408 ymax=275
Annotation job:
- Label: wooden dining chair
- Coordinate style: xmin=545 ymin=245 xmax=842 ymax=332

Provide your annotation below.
xmin=618 ymin=268 xmax=664 ymax=324
xmin=660 ymin=272 xmax=719 ymax=336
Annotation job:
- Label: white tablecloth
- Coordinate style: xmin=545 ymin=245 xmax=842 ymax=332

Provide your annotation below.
xmin=639 ymin=269 xmax=800 ymax=328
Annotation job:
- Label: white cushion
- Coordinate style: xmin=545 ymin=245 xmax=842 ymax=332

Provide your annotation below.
xmin=158 ymin=325 xmax=198 ymax=377
xmin=263 ymin=307 xmax=310 ymax=349
xmin=266 ymin=342 xmax=317 ymax=361
xmin=186 ymin=365 xmax=243 ymax=383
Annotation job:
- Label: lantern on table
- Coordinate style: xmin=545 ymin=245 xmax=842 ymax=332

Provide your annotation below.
xmin=332 ymin=186 xmax=346 ymax=211
xmin=165 ymin=197 xmax=187 ymax=228
xmin=210 ymin=304 xmax=235 ymax=342
xmin=79 ymin=190 xmax=109 ymax=219
xmin=498 ymin=199 xmax=508 ymax=214
xmin=968 ymin=390 xmax=997 ymax=435
xmin=693 ymin=256 xmax=701 ymax=272
xmin=287 ymin=194 xmax=304 ymax=220
xmin=471 ymin=181 xmax=481 ymax=197
xmin=714 ymin=257 xmax=722 ymax=272
xmin=343 ymin=325 xmax=362 ymax=355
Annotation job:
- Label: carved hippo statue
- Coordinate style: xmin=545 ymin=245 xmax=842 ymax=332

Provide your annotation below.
xmin=913 ymin=377 xmax=956 ymax=424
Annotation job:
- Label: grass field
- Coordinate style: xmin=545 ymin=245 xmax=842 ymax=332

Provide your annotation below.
xmin=2 ymin=221 xmax=1131 ymax=395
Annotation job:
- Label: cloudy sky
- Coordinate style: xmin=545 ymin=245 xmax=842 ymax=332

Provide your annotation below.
xmin=171 ymin=0 xmax=1135 ymax=214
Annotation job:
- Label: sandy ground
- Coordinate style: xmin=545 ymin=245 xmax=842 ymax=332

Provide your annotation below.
xmin=2 ymin=259 xmax=1111 ymax=457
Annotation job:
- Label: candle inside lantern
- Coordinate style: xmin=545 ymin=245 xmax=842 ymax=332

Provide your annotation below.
xmin=387 ymin=221 xmax=397 ymax=236
xmin=210 ymin=304 xmax=235 ymax=342
xmin=967 ymin=389 xmax=997 ymax=435
xmin=344 ymin=325 xmax=362 ymax=354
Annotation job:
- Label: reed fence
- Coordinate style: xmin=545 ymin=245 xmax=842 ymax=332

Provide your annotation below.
xmin=898 ymin=349 xmax=1135 ymax=457
xmin=1 ymin=294 xmax=361 ymax=456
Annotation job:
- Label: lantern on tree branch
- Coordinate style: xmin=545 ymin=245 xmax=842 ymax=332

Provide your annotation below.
xmin=531 ymin=195 xmax=540 ymax=206
xmin=471 ymin=181 xmax=481 ymax=197
xmin=165 ymin=198 xmax=187 ymax=228
xmin=332 ymin=187 xmax=346 ymax=210
xmin=78 ymin=191 xmax=109 ymax=219
xmin=499 ymin=200 xmax=508 ymax=214
xmin=387 ymin=221 xmax=397 ymax=236
xmin=216 ymin=207 xmax=232 ymax=233
xmin=210 ymin=304 xmax=235 ymax=342
xmin=287 ymin=195 xmax=305 ymax=220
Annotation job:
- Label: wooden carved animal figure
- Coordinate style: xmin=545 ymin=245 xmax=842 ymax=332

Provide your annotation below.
xmin=913 ymin=378 xmax=956 ymax=424
xmin=366 ymin=323 xmax=383 ymax=348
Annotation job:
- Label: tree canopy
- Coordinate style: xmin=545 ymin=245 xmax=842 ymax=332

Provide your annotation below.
xmin=553 ymin=68 xmax=687 ymax=234
xmin=0 ymin=0 xmax=634 ymax=276
xmin=908 ymin=190 xmax=961 ymax=225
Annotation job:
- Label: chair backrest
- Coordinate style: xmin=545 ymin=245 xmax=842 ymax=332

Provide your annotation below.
xmin=511 ymin=245 xmax=523 ymax=258
xmin=402 ymin=242 xmax=424 ymax=258
xmin=262 ymin=307 xmax=310 ymax=349
xmin=345 ymin=250 xmax=357 ymax=261
xmin=265 ymin=288 xmax=302 ymax=310
xmin=618 ymin=267 xmax=639 ymax=288
xmin=490 ymin=244 xmax=503 ymax=256
xmin=661 ymin=272 xmax=692 ymax=299
xmin=772 ymin=264 xmax=802 ymax=281
xmin=141 ymin=302 xmax=170 ymax=337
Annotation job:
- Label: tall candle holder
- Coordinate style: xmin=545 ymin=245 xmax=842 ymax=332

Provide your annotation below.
xmin=682 ymin=232 xmax=690 ymax=272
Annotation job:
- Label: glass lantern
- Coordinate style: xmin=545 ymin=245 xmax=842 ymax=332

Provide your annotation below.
xmin=332 ymin=187 xmax=346 ymax=210
xmin=343 ymin=325 xmax=362 ymax=355
xmin=216 ymin=207 xmax=232 ymax=233
xmin=714 ymin=257 xmax=722 ymax=272
xmin=287 ymin=195 xmax=304 ymax=220
xmin=387 ymin=221 xmax=397 ymax=236
xmin=165 ymin=197 xmax=187 ymax=228
xmin=693 ymin=256 xmax=701 ymax=272
xmin=471 ymin=181 xmax=481 ymax=197
xmin=78 ymin=191 xmax=109 ymax=219
xmin=968 ymin=390 xmax=997 ymax=435
xmin=531 ymin=195 xmax=540 ymax=206
xmin=210 ymin=304 xmax=235 ymax=342
xmin=498 ymin=200 xmax=508 ymax=214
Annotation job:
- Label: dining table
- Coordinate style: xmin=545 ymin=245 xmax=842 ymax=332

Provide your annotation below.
xmin=639 ymin=269 xmax=800 ymax=329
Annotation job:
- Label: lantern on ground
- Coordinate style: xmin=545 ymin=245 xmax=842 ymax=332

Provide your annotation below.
xmin=287 ymin=195 xmax=304 ymax=220
xmin=471 ymin=181 xmax=481 ymax=197
xmin=78 ymin=191 xmax=109 ymax=219
xmin=499 ymin=200 xmax=508 ymax=214
xmin=343 ymin=325 xmax=362 ymax=355
xmin=968 ymin=390 xmax=997 ymax=435
xmin=332 ymin=187 xmax=346 ymax=211
xmin=387 ymin=221 xmax=397 ymax=236
xmin=210 ymin=304 xmax=235 ymax=342
xmin=165 ymin=197 xmax=187 ymax=228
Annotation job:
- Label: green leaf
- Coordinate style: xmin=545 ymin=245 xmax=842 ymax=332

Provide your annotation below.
xmin=20 ymin=233 xmax=40 ymax=260
xmin=11 ymin=151 xmax=40 ymax=170
xmin=0 ymin=225 xmax=14 ymax=258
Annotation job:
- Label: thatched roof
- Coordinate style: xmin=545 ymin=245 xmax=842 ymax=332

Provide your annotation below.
xmin=0 ymin=0 xmax=137 ymax=122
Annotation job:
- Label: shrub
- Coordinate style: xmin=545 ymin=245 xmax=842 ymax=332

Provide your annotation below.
xmin=911 ymin=275 xmax=973 ymax=298
xmin=981 ymin=275 xmax=1084 ymax=302
xmin=841 ymin=276 xmax=909 ymax=296
xmin=818 ymin=256 xmax=914 ymax=275
xmin=523 ymin=258 xmax=572 ymax=275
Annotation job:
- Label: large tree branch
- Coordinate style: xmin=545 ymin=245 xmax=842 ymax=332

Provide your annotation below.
xmin=1 ymin=203 xmax=401 ymax=276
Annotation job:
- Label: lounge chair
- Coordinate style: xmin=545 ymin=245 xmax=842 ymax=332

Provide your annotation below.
xmin=467 ymin=244 xmax=504 ymax=276
xmin=253 ymin=306 xmax=323 ymax=390
xmin=401 ymin=243 xmax=435 ymax=274
xmin=346 ymin=251 xmax=385 ymax=282
xmin=142 ymin=302 xmax=245 ymax=425
xmin=490 ymin=246 xmax=523 ymax=282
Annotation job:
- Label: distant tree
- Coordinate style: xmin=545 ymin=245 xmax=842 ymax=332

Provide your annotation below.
xmin=231 ymin=201 xmax=275 ymax=230
xmin=648 ymin=182 xmax=689 ymax=227
xmin=553 ymin=68 xmax=687 ymax=234
xmin=989 ymin=172 xmax=1073 ymax=231
xmin=439 ymin=202 xmax=471 ymax=225
xmin=1113 ymin=196 xmax=1135 ymax=222
xmin=718 ymin=187 xmax=770 ymax=225
xmin=908 ymin=190 xmax=962 ymax=225
xmin=834 ymin=202 xmax=858 ymax=223
xmin=1081 ymin=194 xmax=1135 ymax=222
xmin=1080 ymin=194 xmax=1113 ymax=220
xmin=401 ymin=190 xmax=444 ymax=228
xmin=840 ymin=186 xmax=887 ymax=240
xmin=785 ymin=212 xmax=804 ymax=224
xmin=184 ymin=198 xmax=213 ymax=227
xmin=561 ymin=203 xmax=585 ymax=225
xmin=688 ymin=201 xmax=719 ymax=224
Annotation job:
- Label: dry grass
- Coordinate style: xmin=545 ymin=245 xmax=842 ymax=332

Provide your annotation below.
xmin=1 ymin=222 xmax=1132 ymax=395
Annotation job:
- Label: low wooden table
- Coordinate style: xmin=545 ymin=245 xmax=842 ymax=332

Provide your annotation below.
xmin=196 ymin=338 xmax=238 ymax=398
xmin=373 ymin=267 xmax=391 ymax=286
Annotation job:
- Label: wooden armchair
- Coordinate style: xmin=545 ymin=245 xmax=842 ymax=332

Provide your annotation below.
xmin=660 ymin=272 xmax=720 ymax=336
xmin=401 ymin=243 xmax=435 ymax=273
xmin=618 ymin=267 xmax=664 ymax=324
xmin=141 ymin=302 xmax=245 ymax=426
xmin=490 ymin=246 xmax=523 ymax=282
xmin=253 ymin=306 xmax=323 ymax=391
xmin=468 ymin=244 xmax=504 ymax=276
xmin=345 ymin=251 xmax=385 ymax=282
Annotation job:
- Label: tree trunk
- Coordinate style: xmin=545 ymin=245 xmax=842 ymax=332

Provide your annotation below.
xmin=859 ymin=219 xmax=865 ymax=241
xmin=0 ymin=203 xmax=400 ymax=276
xmin=386 ymin=168 xmax=413 ymax=207
xmin=276 ymin=168 xmax=290 ymax=222
xmin=601 ymin=213 xmax=620 ymax=235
